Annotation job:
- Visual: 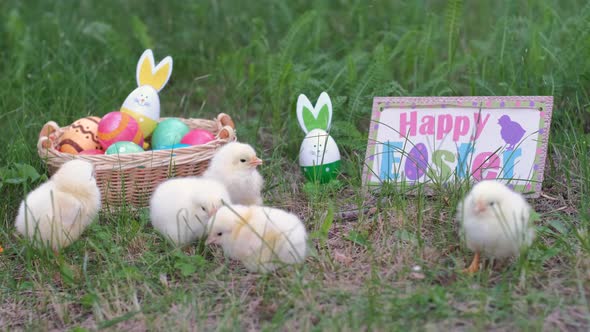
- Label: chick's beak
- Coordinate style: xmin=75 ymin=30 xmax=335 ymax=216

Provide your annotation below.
xmin=248 ymin=157 xmax=263 ymax=167
xmin=205 ymin=236 xmax=216 ymax=245
xmin=475 ymin=199 xmax=487 ymax=214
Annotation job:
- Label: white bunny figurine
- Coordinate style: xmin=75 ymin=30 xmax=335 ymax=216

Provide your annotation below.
xmin=297 ymin=92 xmax=341 ymax=183
xmin=120 ymin=49 xmax=173 ymax=138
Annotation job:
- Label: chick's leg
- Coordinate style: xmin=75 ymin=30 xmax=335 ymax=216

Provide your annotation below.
xmin=463 ymin=252 xmax=480 ymax=273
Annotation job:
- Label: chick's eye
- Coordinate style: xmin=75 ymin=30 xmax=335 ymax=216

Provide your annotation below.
xmin=217 ymin=232 xmax=222 ymax=236
xmin=240 ymin=159 xmax=246 ymax=163
xmin=201 ymin=206 xmax=206 ymax=212
xmin=489 ymin=202 xmax=495 ymax=207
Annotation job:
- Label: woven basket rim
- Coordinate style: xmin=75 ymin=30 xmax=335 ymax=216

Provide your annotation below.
xmin=37 ymin=113 xmax=237 ymax=171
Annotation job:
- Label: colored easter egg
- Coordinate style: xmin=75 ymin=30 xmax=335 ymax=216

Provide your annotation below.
xmin=298 ymin=129 xmax=341 ymax=183
xmin=298 ymin=129 xmax=341 ymax=167
xmin=151 ymin=118 xmax=190 ymax=150
xmin=180 ymin=129 xmax=215 ymax=145
xmin=79 ymin=149 xmax=105 ymax=155
xmin=105 ymin=141 xmax=145 ymax=155
xmin=301 ymin=160 xmax=341 ymax=184
xmin=121 ymin=88 xmax=159 ymax=138
xmin=154 ymin=143 xmax=191 ymax=150
xmin=58 ymin=116 xmax=102 ymax=154
xmin=405 ymin=143 xmax=429 ymax=180
xmin=97 ymin=112 xmax=144 ymax=150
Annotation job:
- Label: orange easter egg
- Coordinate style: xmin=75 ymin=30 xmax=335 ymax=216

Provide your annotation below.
xmin=97 ymin=111 xmax=144 ymax=149
xmin=58 ymin=116 xmax=103 ymax=154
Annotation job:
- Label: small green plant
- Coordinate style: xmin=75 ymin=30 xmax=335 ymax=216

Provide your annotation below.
xmin=0 ymin=162 xmax=46 ymax=189
xmin=310 ymin=202 xmax=334 ymax=247
xmin=173 ymin=251 xmax=208 ymax=277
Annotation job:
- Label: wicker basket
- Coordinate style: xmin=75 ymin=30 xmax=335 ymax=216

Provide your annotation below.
xmin=37 ymin=113 xmax=237 ymax=212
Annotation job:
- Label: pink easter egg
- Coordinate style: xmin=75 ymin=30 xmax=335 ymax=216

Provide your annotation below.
xmin=79 ymin=149 xmax=105 ymax=155
xmin=97 ymin=111 xmax=144 ymax=149
xmin=180 ymin=129 xmax=215 ymax=146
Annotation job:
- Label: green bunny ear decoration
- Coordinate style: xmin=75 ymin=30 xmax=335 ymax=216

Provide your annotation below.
xmin=297 ymin=92 xmax=333 ymax=134
xmin=302 ymin=104 xmax=330 ymax=132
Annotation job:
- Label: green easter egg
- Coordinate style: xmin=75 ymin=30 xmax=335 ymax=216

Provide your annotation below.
xmin=151 ymin=118 xmax=190 ymax=149
xmin=301 ymin=160 xmax=341 ymax=183
xmin=105 ymin=141 xmax=145 ymax=155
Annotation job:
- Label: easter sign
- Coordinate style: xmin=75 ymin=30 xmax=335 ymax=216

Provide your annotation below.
xmin=363 ymin=96 xmax=553 ymax=197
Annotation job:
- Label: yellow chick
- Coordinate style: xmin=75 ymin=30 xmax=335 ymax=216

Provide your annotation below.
xmin=14 ymin=160 xmax=101 ymax=251
xmin=457 ymin=180 xmax=536 ymax=273
xmin=203 ymin=142 xmax=264 ymax=205
xmin=206 ymin=205 xmax=307 ymax=273
xmin=150 ymin=177 xmax=231 ymax=246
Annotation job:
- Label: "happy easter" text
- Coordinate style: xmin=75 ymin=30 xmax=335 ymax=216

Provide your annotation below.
xmin=379 ymin=111 xmax=522 ymax=181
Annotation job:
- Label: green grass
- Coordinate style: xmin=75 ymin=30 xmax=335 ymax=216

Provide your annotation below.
xmin=1 ymin=0 xmax=589 ymax=330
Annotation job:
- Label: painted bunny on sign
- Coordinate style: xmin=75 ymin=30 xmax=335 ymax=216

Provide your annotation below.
xmin=297 ymin=92 xmax=341 ymax=183
xmin=121 ymin=49 xmax=173 ymax=138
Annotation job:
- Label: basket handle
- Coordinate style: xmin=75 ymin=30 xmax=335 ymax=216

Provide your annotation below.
xmin=217 ymin=113 xmax=235 ymax=129
xmin=38 ymin=121 xmax=60 ymax=150
xmin=217 ymin=125 xmax=236 ymax=141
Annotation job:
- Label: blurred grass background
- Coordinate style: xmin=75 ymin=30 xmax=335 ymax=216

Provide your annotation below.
xmin=1 ymin=0 xmax=589 ymax=330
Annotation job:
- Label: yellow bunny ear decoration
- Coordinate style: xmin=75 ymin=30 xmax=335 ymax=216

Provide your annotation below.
xmin=136 ymin=49 xmax=173 ymax=92
xmin=121 ymin=49 xmax=173 ymax=138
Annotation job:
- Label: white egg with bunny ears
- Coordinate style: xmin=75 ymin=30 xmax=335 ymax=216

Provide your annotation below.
xmin=121 ymin=49 xmax=173 ymax=138
xmin=297 ymin=91 xmax=341 ymax=183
